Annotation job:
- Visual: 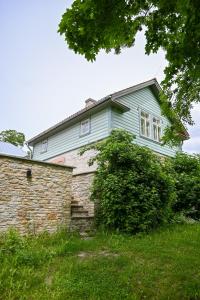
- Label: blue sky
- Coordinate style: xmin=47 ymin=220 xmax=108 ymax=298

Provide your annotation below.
xmin=0 ymin=1 xmax=199 ymax=153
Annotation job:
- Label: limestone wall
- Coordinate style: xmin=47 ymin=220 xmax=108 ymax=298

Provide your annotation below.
xmin=72 ymin=172 xmax=95 ymax=216
xmin=0 ymin=154 xmax=73 ymax=234
xmin=47 ymin=147 xmax=97 ymax=217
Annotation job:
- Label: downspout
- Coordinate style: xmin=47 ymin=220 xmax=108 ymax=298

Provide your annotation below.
xmin=26 ymin=142 xmax=33 ymax=159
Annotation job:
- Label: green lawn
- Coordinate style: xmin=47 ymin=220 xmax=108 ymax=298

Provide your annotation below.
xmin=1 ymin=224 xmax=200 ymax=300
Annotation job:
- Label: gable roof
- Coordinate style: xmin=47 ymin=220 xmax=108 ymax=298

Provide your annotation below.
xmin=0 ymin=141 xmax=27 ymax=157
xmin=28 ymin=78 xmax=188 ymax=146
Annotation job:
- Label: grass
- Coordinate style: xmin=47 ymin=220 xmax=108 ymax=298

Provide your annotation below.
xmin=1 ymin=224 xmax=200 ymax=300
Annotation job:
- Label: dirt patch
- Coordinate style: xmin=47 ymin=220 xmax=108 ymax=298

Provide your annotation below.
xmin=77 ymin=250 xmax=119 ymax=259
xmin=45 ymin=275 xmax=53 ymax=286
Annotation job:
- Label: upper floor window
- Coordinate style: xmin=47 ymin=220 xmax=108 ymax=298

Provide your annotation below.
xmin=140 ymin=110 xmax=162 ymax=142
xmin=152 ymin=117 xmax=162 ymax=142
xmin=41 ymin=139 xmax=48 ymax=153
xmin=140 ymin=111 xmax=150 ymax=138
xmin=80 ymin=118 xmax=90 ymax=136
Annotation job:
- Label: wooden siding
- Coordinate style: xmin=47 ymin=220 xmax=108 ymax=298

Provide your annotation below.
xmin=32 ymin=108 xmax=109 ymax=160
xmin=112 ymin=87 xmax=179 ymax=157
xmin=32 ymin=87 xmax=180 ymax=160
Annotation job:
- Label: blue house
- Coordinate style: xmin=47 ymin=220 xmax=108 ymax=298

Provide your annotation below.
xmin=28 ymin=78 xmax=188 ymax=172
xmin=28 ymin=78 xmax=189 ymax=217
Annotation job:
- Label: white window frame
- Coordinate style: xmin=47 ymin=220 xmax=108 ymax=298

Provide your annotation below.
xmin=40 ymin=139 xmax=48 ymax=153
xmin=140 ymin=110 xmax=151 ymax=138
xmin=80 ymin=118 xmax=91 ymax=136
xmin=139 ymin=109 xmax=162 ymax=143
xmin=152 ymin=116 xmax=162 ymax=142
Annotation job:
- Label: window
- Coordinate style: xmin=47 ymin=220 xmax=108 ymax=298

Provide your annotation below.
xmin=140 ymin=110 xmax=162 ymax=142
xmin=152 ymin=117 xmax=162 ymax=142
xmin=140 ymin=111 xmax=150 ymax=138
xmin=80 ymin=118 xmax=90 ymax=136
xmin=41 ymin=139 xmax=48 ymax=153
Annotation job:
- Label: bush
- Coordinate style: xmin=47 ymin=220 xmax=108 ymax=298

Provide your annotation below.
xmin=171 ymin=153 xmax=200 ymax=219
xmin=0 ymin=229 xmax=25 ymax=255
xmin=81 ymin=129 xmax=176 ymax=234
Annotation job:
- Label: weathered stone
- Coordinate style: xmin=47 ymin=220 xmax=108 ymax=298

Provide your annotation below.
xmin=70 ymin=216 xmax=94 ymax=233
xmin=72 ymin=172 xmax=95 ymax=216
xmin=0 ymin=154 xmax=73 ymax=235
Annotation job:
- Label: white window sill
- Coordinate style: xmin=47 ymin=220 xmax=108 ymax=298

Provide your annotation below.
xmin=140 ymin=134 xmax=162 ymax=145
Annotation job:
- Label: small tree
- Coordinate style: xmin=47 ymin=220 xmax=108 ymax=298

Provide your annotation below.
xmin=81 ymin=129 xmax=176 ymax=233
xmin=0 ymin=130 xmax=25 ymax=147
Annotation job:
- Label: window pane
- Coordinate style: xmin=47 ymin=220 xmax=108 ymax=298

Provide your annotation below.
xmin=41 ymin=140 xmax=48 ymax=153
xmin=153 ymin=124 xmax=157 ymax=140
xmin=141 ymin=111 xmax=150 ymax=137
xmin=83 ymin=122 xmax=88 ymax=132
xmin=152 ymin=117 xmax=161 ymax=141
xmin=158 ymin=126 xmax=161 ymax=141
xmin=146 ymin=121 xmax=150 ymax=137
xmin=153 ymin=117 xmax=157 ymax=123
xmin=81 ymin=119 xmax=90 ymax=135
xmin=141 ymin=118 xmax=145 ymax=135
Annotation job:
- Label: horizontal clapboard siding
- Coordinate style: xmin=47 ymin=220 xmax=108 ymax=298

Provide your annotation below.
xmin=112 ymin=87 xmax=179 ymax=157
xmin=33 ymin=108 xmax=109 ymax=160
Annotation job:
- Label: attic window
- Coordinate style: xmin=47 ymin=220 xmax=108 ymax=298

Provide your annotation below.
xmin=140 ymin=109 xmax=162 ymax=142
xmin=140 ymin=111 xmax=150 ymax=138
xmin=152 ymin=117 xmax=162 ymax=142
xmin=80 ymin=118 xmax=90 ymax=136
xmin=41 ymin=139 xmax=48 ymax=153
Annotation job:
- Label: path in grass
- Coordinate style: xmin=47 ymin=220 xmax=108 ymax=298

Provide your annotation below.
xmin=0 ymin=224 xmax=200 ymax=299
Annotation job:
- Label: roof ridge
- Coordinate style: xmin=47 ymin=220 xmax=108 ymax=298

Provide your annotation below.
xmin=99 ymin=78 xmax=158 ymax=101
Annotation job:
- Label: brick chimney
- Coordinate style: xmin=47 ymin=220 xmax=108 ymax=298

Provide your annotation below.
xmin=85 ymin=98 xmax=97 ymax=108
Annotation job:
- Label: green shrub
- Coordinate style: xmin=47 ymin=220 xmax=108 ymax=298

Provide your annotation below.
xmin=81 ymin=129 xmax=176 ymax=234
xmin=0 ymin=229 xmax=25 ymax=255
xmin=171 ymin=153 xmax=200 ymax=219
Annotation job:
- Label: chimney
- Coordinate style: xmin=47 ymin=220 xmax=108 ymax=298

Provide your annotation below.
xmin=85 ymin=98 xmax=97 ymax=108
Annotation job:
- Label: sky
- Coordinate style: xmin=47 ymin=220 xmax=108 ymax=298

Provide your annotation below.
xmin=0 ymin=0 xmax=199 ymax=153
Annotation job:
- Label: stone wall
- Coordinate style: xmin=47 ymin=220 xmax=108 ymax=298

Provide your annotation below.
xmin=72 ymin=172 xmax=95 ymax=216
xmin=0 ymin=154 xmax=73 ymax=234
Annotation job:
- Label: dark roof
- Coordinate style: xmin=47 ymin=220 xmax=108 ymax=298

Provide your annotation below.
xmin=28 ymin=78 xmax=188 ymax=145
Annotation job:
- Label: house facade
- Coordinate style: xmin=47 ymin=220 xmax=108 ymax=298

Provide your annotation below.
xmin=28 ymin=79 xmax=188 ymax=217
xmin=28 ymin=79 xmax=187 ymax=173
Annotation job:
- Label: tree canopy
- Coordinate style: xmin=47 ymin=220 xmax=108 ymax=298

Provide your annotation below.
xmin=58 ymin=0 xmax=200 ymax=141
xmin=0 ymin=130 xmax=25 ymax=147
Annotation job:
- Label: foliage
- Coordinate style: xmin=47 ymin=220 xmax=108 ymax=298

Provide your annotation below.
xmin=81 ymin=129 xmax=176 ymax=233
xmin=0 ymin=129 xmax=25 ymax=147
xmin=171 ymin=212 xmax=197 ymax=225
xmin=170 ymin=152 xmax=200 ymax=219
xmin=0 ymin=229 xmax=25 ymax=254
xmin=58 ymin=0 xmax=200 ymax=139
xmin=1 ymin=225 xmax=200 ymax=299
